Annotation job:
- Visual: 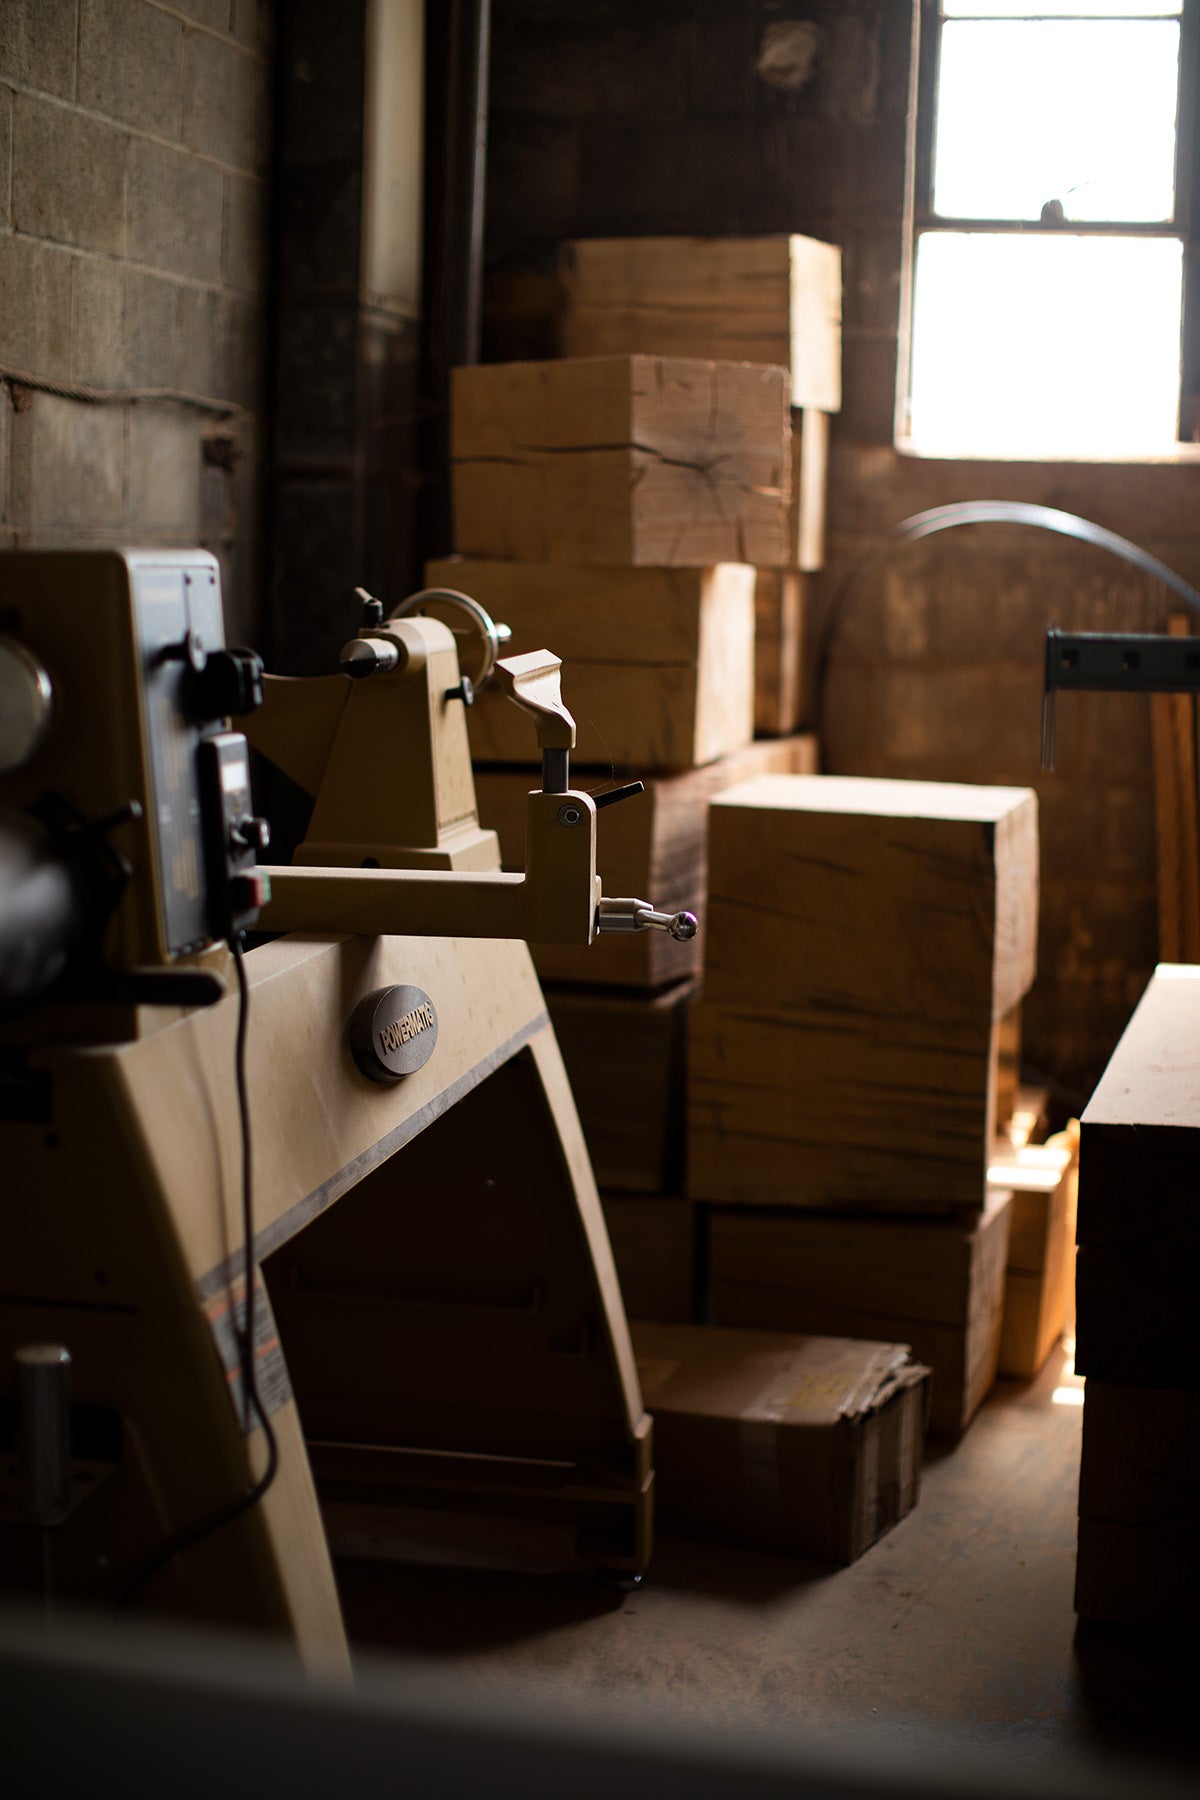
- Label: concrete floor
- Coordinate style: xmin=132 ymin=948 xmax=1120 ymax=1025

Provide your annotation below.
xmin=337 ymin=1339 xmax=1200 ymax=1794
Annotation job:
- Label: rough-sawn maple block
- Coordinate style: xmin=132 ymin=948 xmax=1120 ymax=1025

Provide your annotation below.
xmin=688 ymin=775 xmax=1039 ymax=1211
xmin=450 ymin=355 xmax=791 ymax=567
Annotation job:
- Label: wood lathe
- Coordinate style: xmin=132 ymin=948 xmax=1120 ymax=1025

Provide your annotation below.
xmin=0 ymin=549 xmax=696 ymax=1671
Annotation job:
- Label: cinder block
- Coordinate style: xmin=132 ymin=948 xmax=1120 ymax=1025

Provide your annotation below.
xmin=214 ymin=294 xmax=264 ymax=408
xmin=122 ymin=268 xmax=180 ymax=389
xmin=171 ymin=0 xmax=231 ymax=31
xmin=0 ymin=0 xmax=77 ymax=99
xmin=0 ymin=387 xmax=11 ymax=526
xmin=230 ymin=0 xmax=272 ymax=53
xmin=9 ymin=391 xmax=126 ymax=538
xmin=128 ymin=139 xmax=224 ymax=284
xmin=69 ymin=255 xmax=125 ymax=390
xmin=0 ymin=236 xmax=74 ymax=382
xmin=183 ymin=30 xmax=270 ymax=175
xmin=0 ymin=87 xmax=11 ymax=229
xmin=174 ymin=284 xmax=221 ymax=398
xmin=12 ymin=94 xmax=127 ymax=257
xmin=73 ymin=260 xmax=180 ymax=393
xmin=126 ymin=406 xmax=202 ymax=537
xmin=223 ymin=173 xmax=267 ymax=293
xmin=78 ymin=0 xmax=184 ymax=138
xmin=218 ymin=414 xmax=263 ymax=647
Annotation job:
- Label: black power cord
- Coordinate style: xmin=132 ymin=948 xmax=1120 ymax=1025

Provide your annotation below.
xmin=117 ymin=935 xmax=278 ymax=1609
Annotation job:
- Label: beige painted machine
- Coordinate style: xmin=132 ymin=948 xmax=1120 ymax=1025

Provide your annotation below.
xmin=0 ymin=550 xmax=696 ymax=1671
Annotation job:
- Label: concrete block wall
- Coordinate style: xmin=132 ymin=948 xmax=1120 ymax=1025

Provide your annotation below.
xmin=0 ymin=0 xmax=273 ymax=646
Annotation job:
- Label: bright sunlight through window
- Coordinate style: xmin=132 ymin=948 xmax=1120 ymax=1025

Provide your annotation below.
xmin=906 ymin=2 xmax=1186 ymax=459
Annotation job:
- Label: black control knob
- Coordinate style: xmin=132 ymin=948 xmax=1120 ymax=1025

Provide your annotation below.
xmin=355 ymin=586 xmax=384 ymax=628
xmin=231 ymin=815 xmax=271 ymax=855
xmin=189 ymin=648 xmax=265 ymax=719
xmin=201 ymin=648 xmax=264 ymax=716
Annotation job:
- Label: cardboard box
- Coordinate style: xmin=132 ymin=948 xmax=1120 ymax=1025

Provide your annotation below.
xmin=990 ymin=1137 xmax=1077 ymax=1378
xmin=688 ymin=775 xmax=1039 ymax=1212
xmin=602 ymin=1196 xmax=695 ymax=1325
xmin=632 ymin=1322 xmax=929 ymax=1562
xmin=548 ymin=980 xmax=694 ymax=1194
xmin=474 ymin=734 xmax=818 ymax=991
xmin=425 ymin=557 xmax=755 ymax=771
xmin=559 ymin=236 xmax=842 ymax=413
xmin=1076 ymin=1378 xmax=1200 ymax=1624
xmin=450 ymin=355 xmax=791 ymax=568
xmin=708 ymin=1193 xmax=1014 ymax=1436
xmin=1077 ymin=965 xmax=1200 ymax=1386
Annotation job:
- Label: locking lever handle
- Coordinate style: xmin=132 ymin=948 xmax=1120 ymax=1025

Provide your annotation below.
xmin=493 ymin=650 xmax=577 ymax=793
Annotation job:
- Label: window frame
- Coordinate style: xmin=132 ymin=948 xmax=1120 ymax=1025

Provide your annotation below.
xmin=899 ymin=0 xmax=1200 ymax=452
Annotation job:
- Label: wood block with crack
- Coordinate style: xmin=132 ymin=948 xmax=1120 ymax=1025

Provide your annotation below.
xmin=450 ymin=355 xmax=791 ymax=567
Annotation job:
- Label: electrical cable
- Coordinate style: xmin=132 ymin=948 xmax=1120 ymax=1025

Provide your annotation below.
xmin=0 ymin=361 xmax=243 ymax=420
xmin=117 ymin=935 xmax=278 ymax=1609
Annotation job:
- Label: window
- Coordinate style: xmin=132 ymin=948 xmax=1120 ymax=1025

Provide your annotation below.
xmin=902 ymin=2 xmax=1198 ymax=458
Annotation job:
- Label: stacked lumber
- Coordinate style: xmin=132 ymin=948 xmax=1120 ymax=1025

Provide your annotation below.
xmin=690 ymin=772 xmax=1040 ymax=1434
xmin=477 ymin=739 xmax=816 ymax=1325
xmin=445 ymin=352 xmax=800 ymax=1338
xmin=1075 ymin=966 xmax=1200 ymax=1623
xmin=558 ymin=236 xmax=843 ymax=735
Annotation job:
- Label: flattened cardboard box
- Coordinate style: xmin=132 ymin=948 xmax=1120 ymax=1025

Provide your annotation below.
xmin=632 ymin=1322 xmax=930 ymax=1564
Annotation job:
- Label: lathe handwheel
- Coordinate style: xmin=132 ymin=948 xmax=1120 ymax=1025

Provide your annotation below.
xmin=389 ymin=588 xmax=511 ymax=692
